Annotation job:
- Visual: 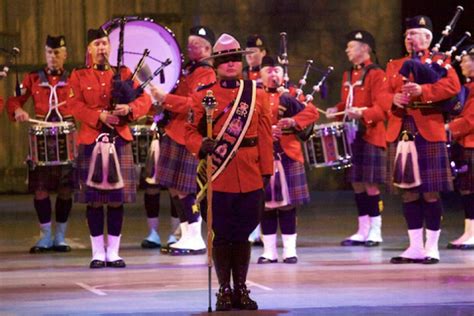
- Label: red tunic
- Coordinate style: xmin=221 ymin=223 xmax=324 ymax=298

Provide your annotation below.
xmin=7 ymin=69 xmax=72 ymax=121
xmin=186 ymin=80 xmax=273 ymax=193
xmin=385 ymin=52 xmax=461 ymax=142
xmin=265 ymin=90 xmax=319 ymax=163
xmin=162 ymin=63 xmax=216 ymax=145
xmin=334 ymin=60 xmax=391 ymax=148
xmin=449 ymin=82 xmax=474 ymax=148
xmin=67 ymin=66 xmax=151 ymax=145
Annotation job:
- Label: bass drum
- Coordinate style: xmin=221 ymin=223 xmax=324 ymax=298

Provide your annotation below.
xmin=101 ymin=17 xmax=183 ymax=93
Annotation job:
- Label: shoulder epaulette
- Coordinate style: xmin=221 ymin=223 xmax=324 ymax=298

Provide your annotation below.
xmin=196 ymin=81 xmax=216 ymax=92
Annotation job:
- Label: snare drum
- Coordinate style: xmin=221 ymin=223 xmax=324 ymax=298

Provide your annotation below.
xmin=303 ymin=122 xmax=352 ymax=169
xmin=131 ymin=125 xmax=157 ymax=165
xmin=28 ymin=121 xmax=77 ymax=166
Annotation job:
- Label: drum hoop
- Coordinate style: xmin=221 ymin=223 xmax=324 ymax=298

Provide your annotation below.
xmin=101 ymin=16 xmax=184 ymax=94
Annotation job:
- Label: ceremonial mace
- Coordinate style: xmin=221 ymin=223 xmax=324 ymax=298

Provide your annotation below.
xmin=202 ymin=90 xmax=217 ymax=312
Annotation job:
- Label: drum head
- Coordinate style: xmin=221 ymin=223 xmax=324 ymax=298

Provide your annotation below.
xmin=102 ymin=17 xmax=183 ymax=93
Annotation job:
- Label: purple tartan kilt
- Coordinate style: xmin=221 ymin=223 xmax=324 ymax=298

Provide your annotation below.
xmin=28 ymin=165 xmax=74 ymax=192
xmin=281 ymin=154 xmax=310 ymax=206
xmin=454 ymin=147 xmax=474 ymax=192
xmin=155 ymin=135 xmax=198 ymax=194
xmin=346 ymin=135 xmax=386 ymax=184
xmin=386 ymin=116 xmax=453 ymax=193
xmin=75 ymin=138 xmax=136 ymax=204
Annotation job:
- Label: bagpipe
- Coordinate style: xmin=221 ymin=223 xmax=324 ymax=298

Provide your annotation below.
xmin=393 ymin=6 xmax=471 ymax=188
xmin=275 ymin=32 xmax=334 ymax=140
xmin=399 ymin=5 xmax=470 ymax=115
xmin=87 ymin=17 xmax=174 ymax=190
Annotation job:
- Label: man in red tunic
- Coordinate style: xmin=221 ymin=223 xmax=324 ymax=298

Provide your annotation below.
xmin=148 ymin=26 xmax=216 ymax=255
xmin=327 ymin=30 xmax=390 ymax=248
xmin=385 ymin=16 xmax=461 ymax=264
xmin=7 ymin=35 xmax=74 ymax=253
xmin=68 ymin=28 xmax=151 ymax=268
xmin=257 ymin=55 xmax=319 ymax=264
xmin=186 ymin=33 xmax=273 ymax=311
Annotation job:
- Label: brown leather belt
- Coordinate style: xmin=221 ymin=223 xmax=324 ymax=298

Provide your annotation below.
xmin=240 ymin=137 xmax=258 ymax=147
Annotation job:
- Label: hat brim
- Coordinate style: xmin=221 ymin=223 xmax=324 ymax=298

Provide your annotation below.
xmin=201 ymin=49 xmax=252 ymax=62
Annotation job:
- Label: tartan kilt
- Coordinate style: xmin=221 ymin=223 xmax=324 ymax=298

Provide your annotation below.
xmin=75 ymin=138 xmax=137 ymax=204
xmin=155 ymin=134 xmax=198 ymax=194
xmin=281 ymin=154 xmax=310 ymax=206
xmin=28 ymin=164 xmax=74 ymax=192
xmin=346 ymin=134 xmax=386 ymax=184
xmin=454 ymin=147 xmax=474 ymax=192
xmin=386 ymin=116 xmax=453 ymax=193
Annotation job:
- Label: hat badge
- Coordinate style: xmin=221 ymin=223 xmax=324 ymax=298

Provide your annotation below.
xmin=419 ymin=17 xmax=426 ymax=26
xmin=60 ymin=38 xmax=65 ymax=46
xmin=256 ymin=38 xmax=263 ymax=46
xmin=198 ymin=28 xmax=206 ymax=36
xmin=355 ymin=32 xmax=363 ymax=39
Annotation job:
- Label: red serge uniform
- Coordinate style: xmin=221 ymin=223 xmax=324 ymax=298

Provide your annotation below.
xmin=68 ymin=66 xmax=151 ymax=145
xmin=386 ymin=52 xmax=461 ymax=143
xmin=7 ymin=69 xmax=72 ymax=120
xmin=69 ymin=65 xmax=151 ymax=206
xmin=163 ymin=62 xmax=216 ymax=146
xmin=449 ymin=81 xmax=474 ymax=148
xmin=186 ymin=80 xmax=273 ymax=193
xmin=6 ymin=68 xmax=75 ymax=193
xmin=266 ymin=90 xmax=319 ymax=163
xmin=335 ymin=60 xmax=390 ymax=148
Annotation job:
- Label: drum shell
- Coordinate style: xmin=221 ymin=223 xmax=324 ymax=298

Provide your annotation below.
xmin=28 ymin=122 xmax=77 ymax=167
xmin=303 ymin=122 xmax=352 ymax=169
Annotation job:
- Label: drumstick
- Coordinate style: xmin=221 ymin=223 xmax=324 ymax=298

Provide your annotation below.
xmin=327 ymin=107 xmax=368 ymax=117
xmin=27 ymin=119 xmax=70 ymax=127
xmin=50 ymin=101 xmax=66 ymax=109
xmin=317 ymin=108 xmax=327 ymax=115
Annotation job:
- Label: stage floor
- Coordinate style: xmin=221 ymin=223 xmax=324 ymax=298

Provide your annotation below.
xmin=1 ymin=191 xmax=473 ymax=315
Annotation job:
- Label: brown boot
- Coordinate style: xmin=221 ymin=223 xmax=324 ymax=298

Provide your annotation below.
xmin=213 ymin=244 xmax=233 ymax=311
xmin=231 ymin=242 xmax=258 ymax=310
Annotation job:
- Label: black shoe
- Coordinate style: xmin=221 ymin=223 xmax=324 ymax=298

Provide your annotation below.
xmin=422 ymin=257 xmax=439 ymax=264
xmin=106 ymin=259 xmax=126 ymax=268
xmin=169 ymin=248 xmax=206 ymax=256
xmin=364 ymin=240 xmax=380 ymax=247
xmin=89 ymin=260 xmax=106 ymax=269
xmin=390 ymin=256 xmax=424 ymax=264
xmin=283 ymin=256 xmax=298 ymax=264
xmin=460 ymin=244 xmax=474 ymax=250
xmin=232 ymin=285 xmax=258 ymax=310
xmin=141 ymin=239 xmax=161 ymax=249
xmin=340 ymin=239 xmax=365 ymax=246
xmin=53 ymin=244 xmax=71 ymax=252
xmin=29 ymin=246 xmax=53 ymax=254
xmin=257 ymin=257 xmax=277 ymax=264
xmin=447 ymin=243 xmax=462 ymax=249
xmin=215 ymin=286 xmax=233 ymax=311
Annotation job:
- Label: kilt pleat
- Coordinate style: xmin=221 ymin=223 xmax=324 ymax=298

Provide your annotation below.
xmin=155 ymin=135 xmax=198 ymax=194
xmin=347 ymin=135 xmax=386 ymax=184
xmin=28 ymin=165 xmax=74 ymax=192
xmin=280 ymin=154 xmax=310 ymax=206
